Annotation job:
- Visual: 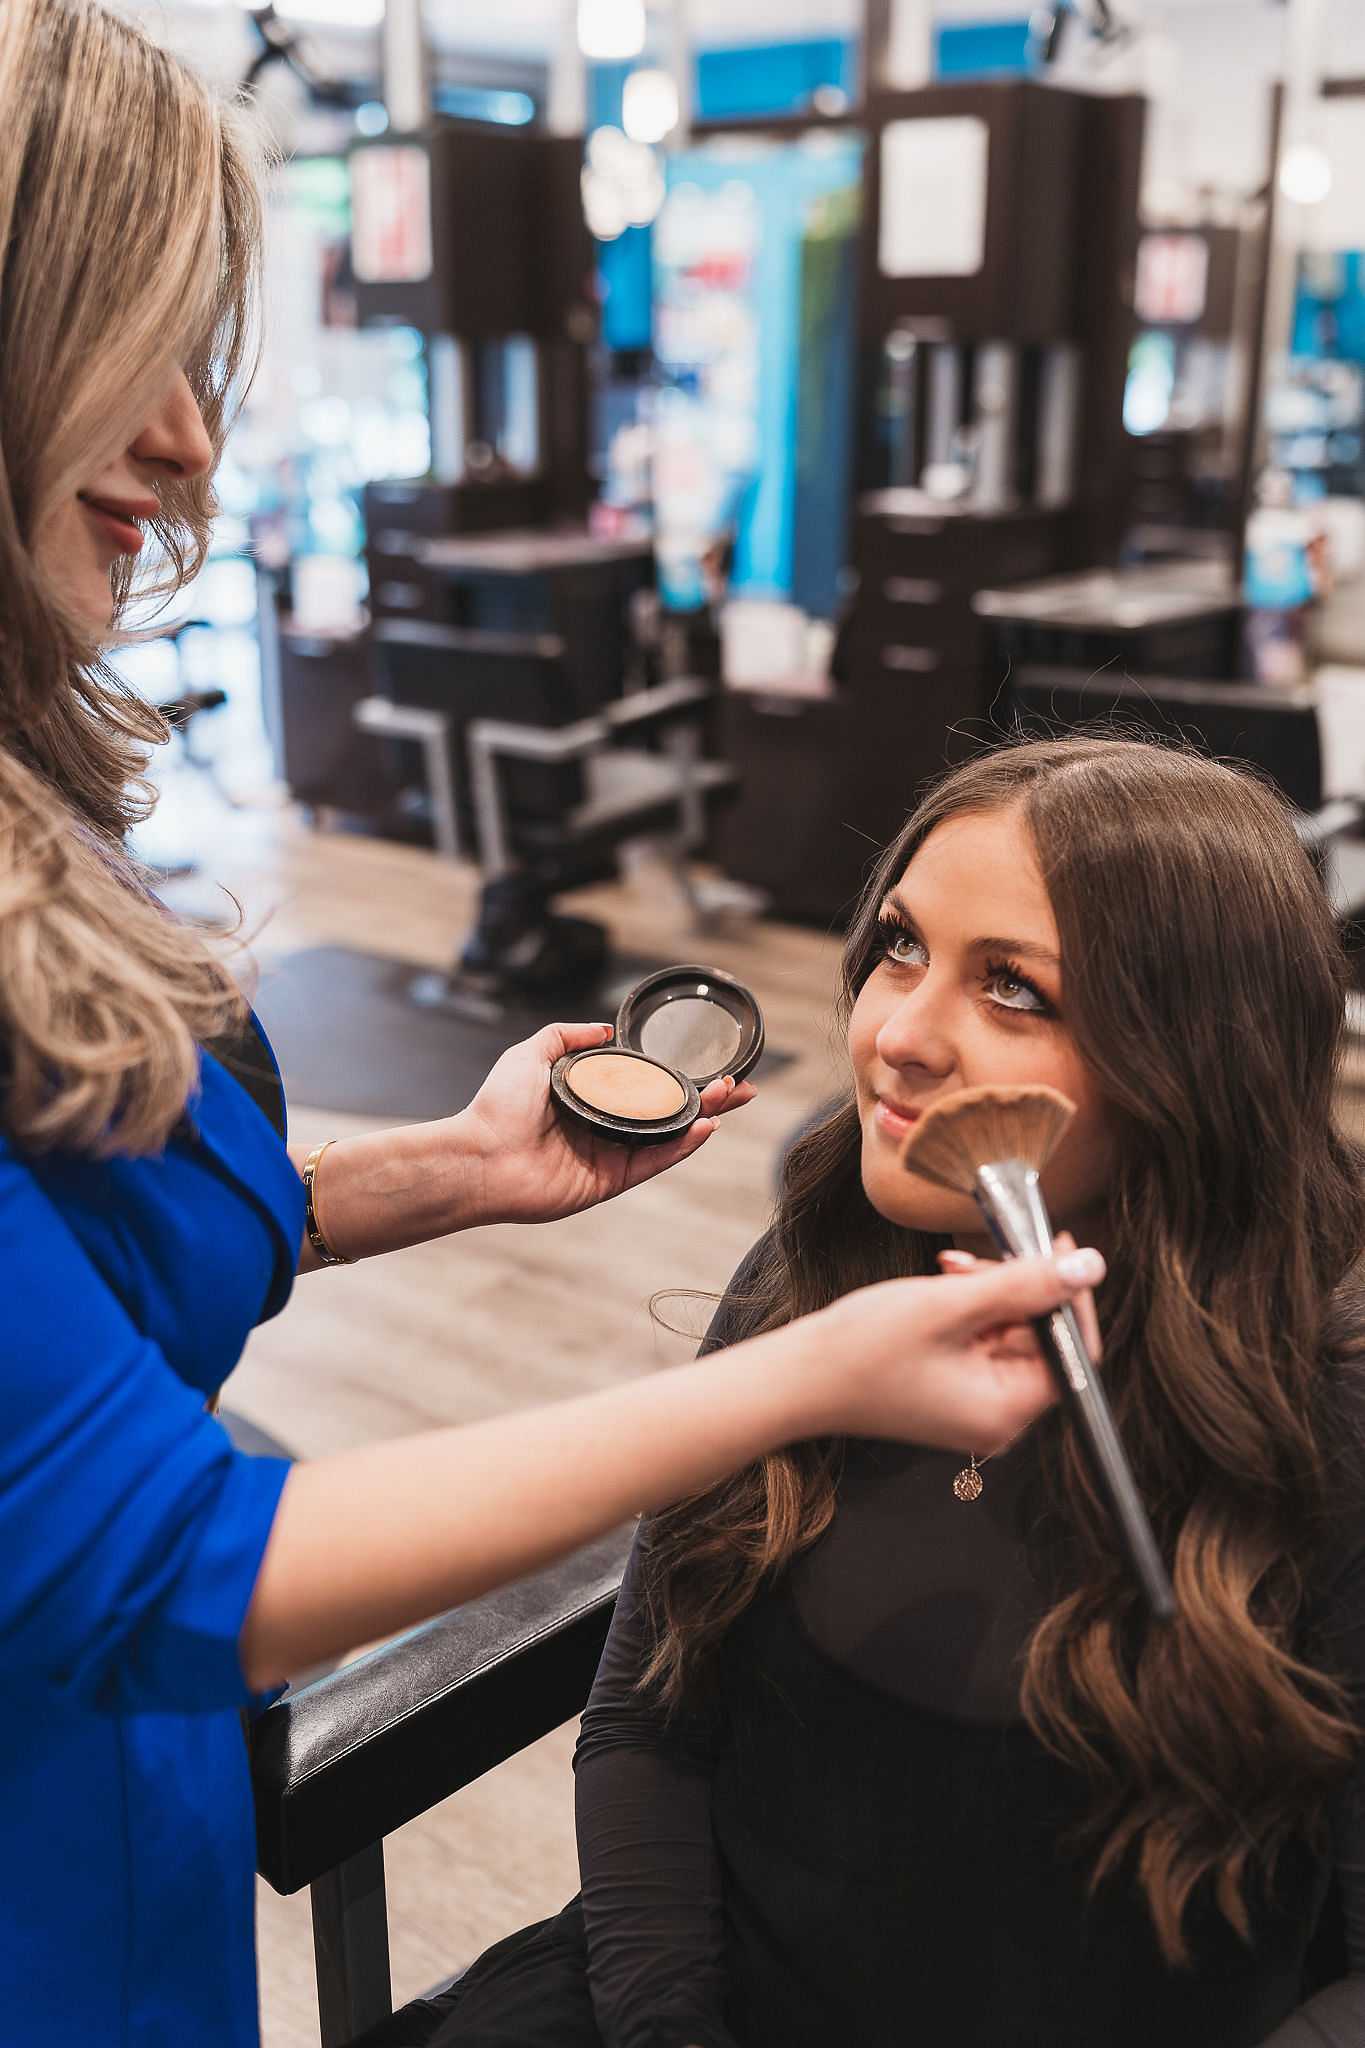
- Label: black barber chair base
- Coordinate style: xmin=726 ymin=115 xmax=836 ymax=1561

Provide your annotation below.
xmin=1008 ymin=665 xmax=1365 ymax=905
xmin=412 ymin=920 xmax=610 ymax=1018
xmin=140 ymin=683 xmax=231 ymax=884
xmin=456 ymin=873 xmax=608 ymax=1001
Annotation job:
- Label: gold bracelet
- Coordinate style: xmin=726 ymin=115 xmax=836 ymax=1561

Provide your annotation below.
xmin=301 ymin=1140 xmax=355 ymax=1267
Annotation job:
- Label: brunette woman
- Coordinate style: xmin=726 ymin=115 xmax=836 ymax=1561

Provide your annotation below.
xmin=374 ymin=738 xmax=1365 ymax=2048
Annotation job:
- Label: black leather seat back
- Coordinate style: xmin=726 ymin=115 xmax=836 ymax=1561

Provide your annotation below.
xmin=372 ymin=620 xmax=587 ymax=835
xmin=1009 ymin=665 xmax=1324 ymax=816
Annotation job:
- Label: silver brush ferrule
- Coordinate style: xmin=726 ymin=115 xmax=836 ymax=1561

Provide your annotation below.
xmin=972 ymin=1161 xmax=1091 ymax=1395
xmin=973 ymin=1160 xmax=1049 ymax=1260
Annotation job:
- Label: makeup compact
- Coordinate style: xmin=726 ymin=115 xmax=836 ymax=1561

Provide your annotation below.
xmin=550 ymin=964 xmax=765 ymax=1146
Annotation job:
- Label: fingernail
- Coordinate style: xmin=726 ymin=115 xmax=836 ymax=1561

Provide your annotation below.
xmin=1056 ymin=1248 xmax=1105 ymax=1286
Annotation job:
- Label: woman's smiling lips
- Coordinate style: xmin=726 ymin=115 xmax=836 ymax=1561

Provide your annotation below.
xmin=873 ymin=1095 xmax=923 ymax=1141
xmin=78 ymin=493 xmax=156 ymax=554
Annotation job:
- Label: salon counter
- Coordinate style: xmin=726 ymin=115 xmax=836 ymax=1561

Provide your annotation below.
xmin=972 ymin=560 xmax=1243 ymax=680
xmin=417 ymin=529 xmax=652 ymax=577
xmin=716 ymin=501 xmax=1077 ymax=929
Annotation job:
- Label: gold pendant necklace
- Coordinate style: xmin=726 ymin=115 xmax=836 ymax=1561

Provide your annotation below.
xmin=953 ymin=1424 xmax=1029 ymax=1502
xmin=952 ymin=1456 xmax=984 ymax=1502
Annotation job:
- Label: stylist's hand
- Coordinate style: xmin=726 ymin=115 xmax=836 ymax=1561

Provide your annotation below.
xmin=936 ymin=1230 xmax=1104 ymax=1372
xmin=453 ymin=1022 xmax=757 ymax=1226
xmin=803 ymin=1246 xmax=1106 ymax=1449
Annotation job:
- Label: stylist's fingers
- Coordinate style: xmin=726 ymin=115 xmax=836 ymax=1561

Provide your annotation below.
xmin=482 ymin=1021 xmax=612 ymax=1101
xmin=533 ymin=1021 xmax=614 ymax=1064
xmin=938 ymin=1240 xmax=1103 ymax=1360
xmin=1052 ymin=1230 xmax=1103 ymax=1360
xmin=937 ymin=1248 xmax=978 ymax=1274
xmin=980 ymin=1321 xmax=1044 ymax=1361
xmin=623 ymin=1082 xmax=754 ymax=1183
xmin=698 ymin=1075 xmax=758 ymax=1119
xmin=619 ymin=1116 xmax=718 ymax=1188
xmin=944 ymin=1247 xmax=1106 ymax=1343
xmin=937 ymin=1249 xmax=1030 ymax=1356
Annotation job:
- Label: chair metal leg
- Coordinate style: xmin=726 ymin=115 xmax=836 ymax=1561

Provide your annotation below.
xmin=352 ymin=696 xmax=460 ymax=861
xmin=311 ymin=1842 xmax=393 ymax=2047
xmin=420 ymin=725 xmax=461 ymax=863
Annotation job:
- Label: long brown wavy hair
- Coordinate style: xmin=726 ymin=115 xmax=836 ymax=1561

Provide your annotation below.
xmin=0 ymin=0 xmax=262 ymax=1155
xmin=640 ymin=736 xmax=1365 ymax=1964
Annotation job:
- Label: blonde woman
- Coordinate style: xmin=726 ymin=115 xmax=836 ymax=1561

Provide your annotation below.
xmin=0 ymin=4 xmax=1108 ymax=2042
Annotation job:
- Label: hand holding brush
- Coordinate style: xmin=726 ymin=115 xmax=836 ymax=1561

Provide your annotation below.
xmin=901 ymin=1085 xmax=1176 ymax=1622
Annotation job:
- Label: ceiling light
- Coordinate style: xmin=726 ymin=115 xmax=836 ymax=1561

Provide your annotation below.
xmin=274 ymin=0 xmax=383 ymax=27
xmin=622 ymin=68 xmax=678 ymax=146
xmin=577 ymin=0 xmax=646 ymax=62
xmin=582 ymin=127 xmax=664 ymax=240
xmin=1279 ymin=143 xmax=1333 ymax=208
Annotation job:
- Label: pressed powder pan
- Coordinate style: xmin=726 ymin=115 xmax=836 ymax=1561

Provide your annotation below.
xmin=551 ymin=964 xmax=764 ymax=1146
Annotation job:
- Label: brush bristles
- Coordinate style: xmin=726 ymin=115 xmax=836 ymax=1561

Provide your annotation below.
xmin=900 ymin=1084 xmax=1076 ymax=1196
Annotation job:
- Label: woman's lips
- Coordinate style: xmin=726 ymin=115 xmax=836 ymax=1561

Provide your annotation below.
xmin=79 ymin=498 xmax=147 ymax=554
xmin=873 ymin=1097 xmax=922 ymax=1140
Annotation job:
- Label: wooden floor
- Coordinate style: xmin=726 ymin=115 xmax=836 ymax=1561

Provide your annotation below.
xmin=178 ymin=809 xmax=848 ymax=2046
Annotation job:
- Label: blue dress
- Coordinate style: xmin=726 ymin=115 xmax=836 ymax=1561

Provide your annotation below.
xmin=0 ymin=1017 xmax=306 ymax=2046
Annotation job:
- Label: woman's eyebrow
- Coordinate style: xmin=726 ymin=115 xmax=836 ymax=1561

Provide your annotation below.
xmin=974 ymin=935 xmax=1061 ymax=967
xmin=881 ymin=895 xmax=1059 ymax=968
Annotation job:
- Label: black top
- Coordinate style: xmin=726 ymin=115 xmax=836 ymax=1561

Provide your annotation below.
xmin=572 ymin=1248 xmax=1365 ymax=2048
xmin=200 ymin=1013 xmax=288 ymax=1143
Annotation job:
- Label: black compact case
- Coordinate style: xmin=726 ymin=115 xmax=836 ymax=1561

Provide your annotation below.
xmin=550 ymin=964 xmax=765 ymax=1146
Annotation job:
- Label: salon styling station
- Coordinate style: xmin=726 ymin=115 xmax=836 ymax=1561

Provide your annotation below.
xmin=264 ymin=79 xmax=1151 ymax=955
xmin=714 ymin=79 xmax=1147 ymax=927
xmin=266 ymin=119 xmax=738 ymax=1005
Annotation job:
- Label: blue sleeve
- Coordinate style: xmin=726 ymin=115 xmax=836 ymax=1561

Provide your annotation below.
xmin=0 ymin=1142 xmax=290 ymax=1715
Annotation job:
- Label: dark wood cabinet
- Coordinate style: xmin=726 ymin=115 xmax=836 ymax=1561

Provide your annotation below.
xmin=714 ymin=83 xmax=1146 ymax=927
xmin=716 ymin=498 xmax=1080 ymax=924
xmin=352 ymin=125 xmax=593 ymax=342
xmin=859 ymin=81 xmax=1089 ymax=344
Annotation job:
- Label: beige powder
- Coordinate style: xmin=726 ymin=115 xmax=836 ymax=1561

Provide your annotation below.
xmin=567 ymin=1052 xmax=687 ymax=1120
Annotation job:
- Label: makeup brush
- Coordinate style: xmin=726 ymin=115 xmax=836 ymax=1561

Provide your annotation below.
xmin=901 ymin=1085 xmax=1176 ymax=1622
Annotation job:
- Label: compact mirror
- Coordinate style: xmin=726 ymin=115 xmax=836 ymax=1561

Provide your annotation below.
xmin=637 ymin=999 xmax=744 ymax=1077
xmin=550 ymin=964 xmax=764 ymax=1147
xmin=615 ymin=965 xmax=764 ymax=1093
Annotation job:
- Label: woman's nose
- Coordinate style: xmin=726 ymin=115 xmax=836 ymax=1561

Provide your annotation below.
xmin=128 ymin=370 xmax=214 ymax=482
xmin=874 ymin=980 xmax=958 ymax=1081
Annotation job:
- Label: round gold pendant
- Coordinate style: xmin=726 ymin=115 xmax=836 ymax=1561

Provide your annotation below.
xmin=953 ymin=1464 xmax=983 ymax=1503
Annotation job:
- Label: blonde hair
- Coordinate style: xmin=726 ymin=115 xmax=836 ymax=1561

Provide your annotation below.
xmin=0 ymin=0 xmax=264 ymax=1155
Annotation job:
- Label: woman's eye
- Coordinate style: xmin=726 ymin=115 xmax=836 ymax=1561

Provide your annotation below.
xmin=883 ymin=929 xmax=927 ymax=968
xmin=985 ymin=970 xmax=1046 ymax=1014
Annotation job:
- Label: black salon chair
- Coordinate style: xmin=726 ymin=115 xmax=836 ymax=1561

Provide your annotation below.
xmin=357 ymin=620 xmax=737 ymax=1003
xmin=154 ymin=618 xmax=227 ymax=765
xmin=362 ymin=618 xmax=593 ymax=862
xmin=133 ymin=619 xmax=233 ymax=883
xmin=250 ymin=1528 xmax=629 ymax=2047
xmin=1007 ymin=663 xmax=1365 ymax=888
